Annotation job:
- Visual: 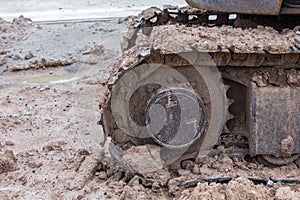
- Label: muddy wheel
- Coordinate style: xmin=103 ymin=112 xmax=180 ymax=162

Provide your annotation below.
xmin=110 ymin=59 xmax=226 ymax=168
xmin=258 ymin=154 xmax=300 ymax=166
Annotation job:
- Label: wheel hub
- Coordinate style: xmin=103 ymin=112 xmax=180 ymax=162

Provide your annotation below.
xmin=145 ymin=88 xmax=207 ymax=149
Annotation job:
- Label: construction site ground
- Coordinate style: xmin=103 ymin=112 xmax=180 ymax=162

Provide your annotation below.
xmin=0 ymin=4 xmax=300 ymax=200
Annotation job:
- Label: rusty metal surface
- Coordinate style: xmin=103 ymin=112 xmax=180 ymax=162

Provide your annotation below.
xmin=185 ymin=0 xmax=283 ymax=15
xmin=249 ymin=84 xmax=300 ymax=157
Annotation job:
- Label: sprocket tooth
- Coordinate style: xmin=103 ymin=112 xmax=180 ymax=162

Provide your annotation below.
xmin=225 ymin=110 xmax=234 ymax=122
xmin=224 ymin=84 xmax=230 ymax=92
xmin=227 ymin=98 xmax=234 ymax=105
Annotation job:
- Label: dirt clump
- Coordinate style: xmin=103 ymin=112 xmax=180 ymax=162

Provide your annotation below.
xmin=122 ymin=145 xmax=164 ymax=173
xmin=76 ymin=44 xmax=115 ymax=65
xmin=0 ymin=150 xmax=18 ymax=174
xmin=4 ymin=58 xmax=73 ymax=72
xmin=275 ymin=186 xmax=300 ymax=200
xmin=0 ymin=16 xmax=33 ymax=49
xmin=180 ymin=177 xmax=270 ymax=200
xmin=95 ymin=148 xmax=300 ymax=199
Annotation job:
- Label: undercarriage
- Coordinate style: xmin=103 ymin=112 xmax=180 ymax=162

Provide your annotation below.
xmin=100 ymin=5 xmax=300 ymax=171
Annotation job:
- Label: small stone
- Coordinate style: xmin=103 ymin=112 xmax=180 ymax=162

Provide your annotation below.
xmin=24 ymin=52 xmax=33 ymax=60
xmin=5 ymin=141 xmax=14 ymax=146
xmin=18 ymin=176 xmax=27 ymax=185
xmin=267 ymin=180 xmax=274 ymax=187
xmin=98 ymin=171 xmax=107 ymax=180
xmin=82 ymin=130 xmax=90 ymax=135
xmin=49 ymin=71 xmax=53 ymax=74
xmin=23 ymin=107 xmax=37 ymax=116
xmin=28 ymin=161 xmax=42 ymax=168
xmin=39 ymin=85 xmax=50 ymax=92
xmin=181 ymin=160 xmax=194 ymax=170
xmin=65 ymin=102 xmax=71 ymax=108
xmin=77 ymin=149 xmax=90 ymax=156
xmin=13 ymin=55 xmax=21 ymax=60
xmin=203 ymin=41 xmax=209 ymax=49
xmin=192 ymin=164 xmax=200 ymax=174
xmin=39 ymin=87 xmax=46 ymax=92
xmin=44 ymin=118 xmax=53 ymax=123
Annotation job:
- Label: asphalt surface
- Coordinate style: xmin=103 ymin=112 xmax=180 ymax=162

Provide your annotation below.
xmin=0 ymin=0 xmax=187 ymax=22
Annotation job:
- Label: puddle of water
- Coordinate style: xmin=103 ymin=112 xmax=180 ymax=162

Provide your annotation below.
xmin=2 ymin=74 xmax=78 ymax=84
xmin=49 ymin=76 xmax=79 ymax=84
xmin=0 ymin=63 xmax=99 ymax=85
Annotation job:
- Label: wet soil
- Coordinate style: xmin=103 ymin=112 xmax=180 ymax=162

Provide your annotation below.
xmin=0 ymin=16 xmax=299 ymax=199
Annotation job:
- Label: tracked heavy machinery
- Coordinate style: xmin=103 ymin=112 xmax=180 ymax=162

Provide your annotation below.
xmin=100 ymin=0 xmax=300 ymax=170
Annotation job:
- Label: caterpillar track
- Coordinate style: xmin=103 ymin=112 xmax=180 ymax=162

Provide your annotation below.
xmin=100 ymin=2 xmax=300 ymax=171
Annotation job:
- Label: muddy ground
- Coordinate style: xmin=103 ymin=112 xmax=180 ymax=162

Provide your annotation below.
xmin=0 ymin=16 xmax=300 ymax=199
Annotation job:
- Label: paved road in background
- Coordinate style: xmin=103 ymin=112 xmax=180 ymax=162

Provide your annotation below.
xmin=0 ymin=0 xmax=187 ymax=22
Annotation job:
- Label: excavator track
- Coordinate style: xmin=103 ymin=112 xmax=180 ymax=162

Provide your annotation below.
xmin=100 ymin=6 xmax=300 ymax=170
